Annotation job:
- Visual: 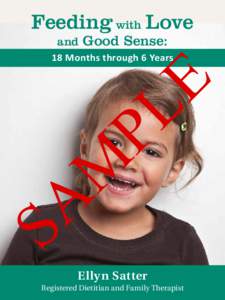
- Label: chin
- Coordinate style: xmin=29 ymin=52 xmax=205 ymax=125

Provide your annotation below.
xmin=97 ymin=196 xmax=136 ymax=214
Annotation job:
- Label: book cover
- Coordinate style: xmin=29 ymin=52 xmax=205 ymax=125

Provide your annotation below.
xmin=0 ymin=0 xmax=224 ymax=299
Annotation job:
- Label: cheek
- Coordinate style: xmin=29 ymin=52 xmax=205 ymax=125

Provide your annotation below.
xmin=143 ymin=159 xmax=172 ymax=185
xmin=88 ymin=142 xmax=104 ymax=164
xmin=86 ymin=145 xmax=107 ymax=194
xmin=87 ymin=143 xmax=112 ymax=180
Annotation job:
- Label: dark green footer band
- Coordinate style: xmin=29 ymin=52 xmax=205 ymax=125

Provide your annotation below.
xmin=0 ymin=266 xmax=224 ymax=299
xmin=0 ymin=49 xmax=224 ymax=67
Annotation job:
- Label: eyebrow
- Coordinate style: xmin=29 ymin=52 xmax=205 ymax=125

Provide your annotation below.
xmin=103 ymin=128 xmax=125 ymax=140
xmin=103 ymin=128 xmax=168 ymax=153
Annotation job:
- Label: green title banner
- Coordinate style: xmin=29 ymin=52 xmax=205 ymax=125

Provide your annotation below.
xmin=0 ymin=49 xmax=224 ymax=67
xmin=0 ymin=266 xmax=224 ymax=300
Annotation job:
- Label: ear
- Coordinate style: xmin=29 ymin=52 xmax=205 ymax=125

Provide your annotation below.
xmin=161 ymin=159 xmax=185 ymax=187
xmin=80 ymin=129 xmax=88 ymax=159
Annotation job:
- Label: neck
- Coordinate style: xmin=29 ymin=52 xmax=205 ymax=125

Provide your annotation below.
xmin=77 ymin=200 xmax=155 ymax=240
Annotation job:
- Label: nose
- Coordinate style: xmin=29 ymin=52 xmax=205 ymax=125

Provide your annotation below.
xmin=113 ymin=145 xmax=140 ymax=172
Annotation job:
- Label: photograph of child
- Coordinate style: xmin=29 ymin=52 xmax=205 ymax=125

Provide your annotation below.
xmin=1 ymin=69 xmax=209 ymax=265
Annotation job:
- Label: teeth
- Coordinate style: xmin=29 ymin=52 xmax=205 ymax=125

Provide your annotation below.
xmin=118 ymin=178 xmax=132 ymax=184
xmin=108 ymin=176 xmax=137 ymax=187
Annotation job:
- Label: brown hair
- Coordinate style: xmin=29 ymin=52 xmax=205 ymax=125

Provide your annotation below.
xmin=75 ymin=69 xmax=203 ymax=194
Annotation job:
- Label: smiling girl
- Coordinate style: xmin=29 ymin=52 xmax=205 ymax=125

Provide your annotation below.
xmin=2 ymin=69 xmax=208 ymax=265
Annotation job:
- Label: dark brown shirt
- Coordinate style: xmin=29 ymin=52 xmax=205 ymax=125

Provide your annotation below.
xmin=1 ymin=201 xmax=209 ymax=265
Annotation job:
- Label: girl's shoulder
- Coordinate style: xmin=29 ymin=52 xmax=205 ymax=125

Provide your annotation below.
xmin=148 ymin=205 xmax=197 ymax=235
xmin=149 ymin=206 xmax=208 ymax=265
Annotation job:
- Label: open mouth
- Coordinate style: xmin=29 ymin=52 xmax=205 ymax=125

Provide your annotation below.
xmin=105 ymin=175 xmax=141 ymax=192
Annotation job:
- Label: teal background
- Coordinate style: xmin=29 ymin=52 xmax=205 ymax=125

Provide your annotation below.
xmin=0 ymin=266 xmax=224 ymax=299
xmin=0 ymin=49 xmax=224 ymax=66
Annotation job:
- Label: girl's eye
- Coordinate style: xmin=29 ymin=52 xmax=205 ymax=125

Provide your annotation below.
xmin=109 ymin=138 xmax=122 ymax=147
xmin=144 ymin=148 xmax=161 ymax=158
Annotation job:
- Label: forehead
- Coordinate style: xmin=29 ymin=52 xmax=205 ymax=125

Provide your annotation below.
xmin=96 ymin=99 xmax=179 ymax=147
